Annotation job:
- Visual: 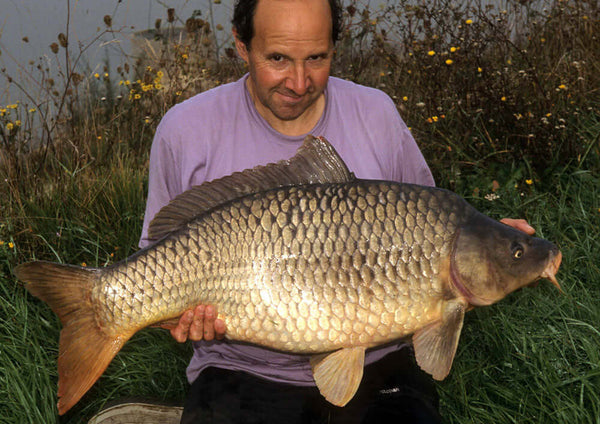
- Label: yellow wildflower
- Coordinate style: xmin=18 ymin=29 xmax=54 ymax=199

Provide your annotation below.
xmin=154 ymin=83 xmax=163 ymax=90
xmin=0 ymin=240 xmax=4 ymax=246
xmin=450 ymin=47 xmax=458 ymax=53
xmin=501 ymin=96 xmax=507 ymax=102
xmin=15 ymin=120 xmax=21 ymax=127
xmin=81 ymin=262 xmax=87 ymax=267
xmin=558 ymin=84 xmax=567 ymax=90
xmin=428 ymin=50 xmax=435 ymax=56
xmin=525 ymin=179 xmax=533 ymax=185
xmin=0 ymin=108 xmax=6 ymax=116
xmin=134 ymin=94 xmax=141 ymax=100
xmin=94 ymin=73 xmax=100 ymax=78
xmin=402 ymin=96 xmax=408 ymax=101
xmin=445 ymin=59 xmax=453 ymax=65
xmin=7 ymin=104 xmax=18 ymax=109
xmin=477 ymin=67 xmax=482 ymax=73
xmin=465 ymin=19 xmax=473 ymax=25
xmin=6 ymin=122 xmax=14 ymax=131
xmin=29 ymin=108 xmax=36 ymax=113
xmin=104 ymin=72 xmax=109 ymax=78
xmin=8 ymin=242 xmax=14 ymax=249
xmin=156 ymin=70 xmax=164 ymax=78
xmin=181 ymin=53 xmax=189 ymax=60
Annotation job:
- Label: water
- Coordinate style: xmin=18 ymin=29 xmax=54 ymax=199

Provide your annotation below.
xmin=0 ymin=0 xmax=234 ymax=106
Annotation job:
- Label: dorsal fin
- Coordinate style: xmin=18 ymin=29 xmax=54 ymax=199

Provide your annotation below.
xmin=148 ymin=135 xmax=354 ymax=241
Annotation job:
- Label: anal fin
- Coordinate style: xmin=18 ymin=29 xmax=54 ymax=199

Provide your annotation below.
xmin=412 ymin=298 xmax=467 ymax=380
xmin=150 ymin=317 xmax=182 ymax=330
xmin=310 ymin=347 xmax=366 ymax=407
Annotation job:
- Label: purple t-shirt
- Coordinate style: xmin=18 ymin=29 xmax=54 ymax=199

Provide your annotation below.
xmin=140 ymin=74 xmax=434 ymax=386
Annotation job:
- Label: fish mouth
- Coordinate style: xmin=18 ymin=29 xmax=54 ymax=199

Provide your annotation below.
xmin=539 ymin=250 xmax=563 ymax=292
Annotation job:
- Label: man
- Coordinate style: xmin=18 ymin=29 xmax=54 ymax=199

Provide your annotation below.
xmin=139 ymin=0 xmax=533 ymax=422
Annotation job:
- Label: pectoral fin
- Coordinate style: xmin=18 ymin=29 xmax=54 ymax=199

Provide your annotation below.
xmin=150 ymin=317 xmax=182 ymax=330
xmin=310 ymin=347 xmax=366 ymax=407
xmin=412 ymin=298 xmax=467 ymax=380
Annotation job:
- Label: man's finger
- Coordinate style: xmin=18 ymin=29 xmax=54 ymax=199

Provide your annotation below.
xmin=189 ymin=305 xmax=206 ymax=341
xmin=171 ymin=310 xmax=194 ymax=343
xmin=203 ymin=305 xmax=216 ymax=341
xmin=500 ymin=218 xmax=535 ymax=235
xmin=214 ymin=318 xmax=227 ymax=340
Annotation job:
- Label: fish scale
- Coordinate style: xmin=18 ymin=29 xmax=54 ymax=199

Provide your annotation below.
xmin=93 ymin=181 xmax=463 ymax=351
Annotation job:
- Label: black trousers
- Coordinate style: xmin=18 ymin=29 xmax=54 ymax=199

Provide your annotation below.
xmin=180 ymin=347 xmax=441 ymax=424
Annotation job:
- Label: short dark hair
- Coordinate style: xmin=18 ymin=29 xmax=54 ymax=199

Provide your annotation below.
xmin=232 ymin=0 xmax=343 ymax=48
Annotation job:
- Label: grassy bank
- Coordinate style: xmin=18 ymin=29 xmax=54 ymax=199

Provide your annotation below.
xmin=1 ymin=1 xmax=599 ymax=423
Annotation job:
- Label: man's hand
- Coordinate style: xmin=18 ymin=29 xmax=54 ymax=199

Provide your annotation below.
xmin=500 ymin=218 xmax=535 ymax=235
xmin=170 ymin=305 xmax=226 ymax=343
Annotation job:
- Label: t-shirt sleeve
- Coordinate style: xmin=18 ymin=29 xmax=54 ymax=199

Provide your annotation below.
xmin=138 ymin=119 xmax=181 ymax=248
xmin=375 ymin=92 xmax=435 ymax=187
xmin=393 ymin=126 xmax=435 ymax=187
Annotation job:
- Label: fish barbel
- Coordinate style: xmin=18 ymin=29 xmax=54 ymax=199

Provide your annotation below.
xmin=14 ymin=136 xmax=562 ymax=415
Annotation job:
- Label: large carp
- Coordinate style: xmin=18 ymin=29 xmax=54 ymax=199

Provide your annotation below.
xmin=15 ymin=136 xmax=562 ymax=415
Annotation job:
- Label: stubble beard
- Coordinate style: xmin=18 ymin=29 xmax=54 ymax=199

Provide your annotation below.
xmin=263 ymin=85 xmax=321 ymax=122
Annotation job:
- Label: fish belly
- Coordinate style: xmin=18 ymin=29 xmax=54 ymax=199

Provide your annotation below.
xmin=93 ymin=181 xmax=467 ymax=352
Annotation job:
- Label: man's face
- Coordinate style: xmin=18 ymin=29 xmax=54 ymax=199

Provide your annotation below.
xmin=235 ymin=0 xmax=333 ymax=126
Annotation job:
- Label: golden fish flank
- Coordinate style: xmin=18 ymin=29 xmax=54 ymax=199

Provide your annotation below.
xmin=14 ymin=135 xmax=562 ymax=415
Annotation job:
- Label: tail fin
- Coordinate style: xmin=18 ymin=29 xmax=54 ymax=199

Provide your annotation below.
xmin=14 ymin=261 xmax=133 ymax=415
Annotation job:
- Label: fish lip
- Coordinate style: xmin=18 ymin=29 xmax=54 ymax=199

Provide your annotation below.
xmin=541 ymin=250 xmax=563 ymax=292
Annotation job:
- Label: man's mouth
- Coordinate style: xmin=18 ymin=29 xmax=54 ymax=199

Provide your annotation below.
xmin=277 ymin=91 xmax=304 ymax=104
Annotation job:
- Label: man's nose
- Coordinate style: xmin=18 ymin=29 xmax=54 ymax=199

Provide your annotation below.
xmin=285 ymin=62 xmax=309 ymax=95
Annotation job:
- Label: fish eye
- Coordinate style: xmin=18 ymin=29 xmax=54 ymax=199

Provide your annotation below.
xmin=511 ymin=242 xmax=524 ymax=259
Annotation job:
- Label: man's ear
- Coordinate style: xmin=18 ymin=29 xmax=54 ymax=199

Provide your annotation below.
xmin=233 ymin=29 xmax=249 ymax=62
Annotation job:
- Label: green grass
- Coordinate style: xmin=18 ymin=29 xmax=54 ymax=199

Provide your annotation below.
xmin=1 ymin=1 xmax=599 ymax=423
xmin=438 ymin=165 xmax=600 ymax=423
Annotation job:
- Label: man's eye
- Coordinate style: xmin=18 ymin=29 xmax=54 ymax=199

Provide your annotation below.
xmin=271 ymin=55 xmax=284 ymax=62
